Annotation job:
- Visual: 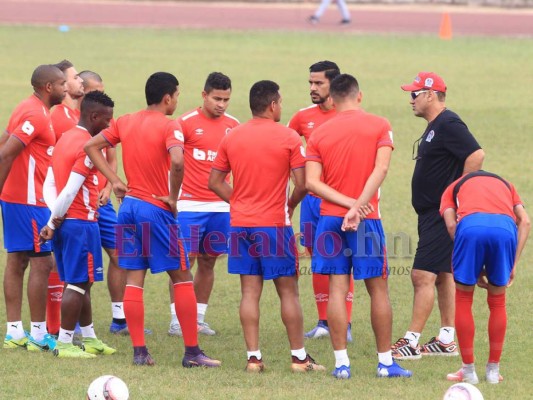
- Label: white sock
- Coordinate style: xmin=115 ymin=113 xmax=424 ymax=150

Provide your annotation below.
xmin=404 ymin=331 xmax=421 ymax=347
xmin=197 ymin=303 xmax=208 ymax=324
xmin=6 ymin=321 xmax=24 ymax=339
xmin=378 ymin=351 xmax=393 ymax=366
xmin=30 ymin=321 xmax=47 ymax=341
xmin=291 ymin=347 xmax=307 ymax=361
xmin=334 ymin=349 xmax=350 ymax=368
xmin=247 ymin=350 xmax=262 ymax=360
xmin=80 ymin=324 xmax=96 ymax=339
xmin=170 ymin=303 xmax=179 ymax=324
xmin=111 ymin=302 xmax=125 ymax=319
xmin=58 ymin=328 xmax=75 ymax=344
xmin=439 ymin=327 xmax=455 ymax=344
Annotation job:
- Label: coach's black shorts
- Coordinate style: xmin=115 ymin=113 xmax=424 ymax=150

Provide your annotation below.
xmin=413 ymin=209 xmax=452 ymax=274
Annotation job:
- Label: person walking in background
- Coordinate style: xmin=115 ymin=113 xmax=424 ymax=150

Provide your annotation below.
xmin=440 ymin=171 xmax=530 ymax=384
xmin=391 ymin=72 xmax=485 ymax=360
xmin=308 ymin=0 xmax=351 ymax=25
xmin=306 ymin=73 xmax=411 ymax=379
xmin=288 ymin=60 xmax=354 ymax=342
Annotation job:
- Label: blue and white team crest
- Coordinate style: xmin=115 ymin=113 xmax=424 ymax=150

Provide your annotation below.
xmin=426 ymin=130 xmax=435 ymax=142
xmin=174 ymin=130 xmax=184 ymax=141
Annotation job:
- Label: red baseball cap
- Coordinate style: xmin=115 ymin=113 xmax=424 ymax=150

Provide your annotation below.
xmin=401 ymin=72 xmax=447 ymax=93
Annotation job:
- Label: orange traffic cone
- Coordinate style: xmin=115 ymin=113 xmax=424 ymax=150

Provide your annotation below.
xmin=439 ymin=12 xmax=452 ymax=40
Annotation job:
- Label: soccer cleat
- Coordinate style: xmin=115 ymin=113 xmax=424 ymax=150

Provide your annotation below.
xmin=447 ymin=367 xmax=479 ymax=384
xmin=486 ymin=363 xmax=504 ymax=384
xmin=377 ymin=361 xmax=413 ymax=378
xmin=168 ymin=322 xmax=183 ymax=337
xmin=331 ymin=365 xmax=351 ymax=379
xmin=391 ymin=337 xmax=422 ymax=360
xmin=305 ymin=320 xmax=329 ymax=339
xmin=26 ymin=332 xmax=56 ymax=352
xmin=198 ymin=321 xmax=216 ymax=336
xmin=340 ymin=19 xmax=351 ymax=25
xmin=133 ymin=349 xmax=155 ymax=366
xmin=291 ymin=354 xmax=326 ymax=372
xmin=421 ymin=337 xmax=459 ymax=356
xmin=182 ymin=350 xmax=221 ymax=368
xmin=53 ymin=342 xmax=96 ymax=359
xmin=3 ymin=334 xmax=28 ymax=349
xmin=82 ymin=337 xmax=117 ymax=355
xmin=110 ymin=322 xmax=153 ymax=336
xmin=245 ymin=356 xmax=265 ymax=373
xmin=308 ymin=16 xmax=319 ymax=24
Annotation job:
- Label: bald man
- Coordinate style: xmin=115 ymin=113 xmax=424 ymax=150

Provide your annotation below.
xmin=0 ymin=64 xmax=66 ymax=352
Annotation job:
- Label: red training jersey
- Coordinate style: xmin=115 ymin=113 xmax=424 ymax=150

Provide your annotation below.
xmin=51 ymin=104 xmax=80 ymax=141
xmin=212 ymin=118 xmax=305 ymax=227
xmin=1 ymin=94 xmax=56 ymax=206
xmin=52 ymin=126 xmax=99 ymax=221
xmin=306 ymin=109 xmax=394 ymax=218
xmin=287 ymin=104 xmax=336 ymax=142
xmin=102 ymin=110 xmax=184 ymax=211
xmin=178 ymin=108 xmax=239 ymax=202
xmin=440 ymin=175 xmax=523 ymax=222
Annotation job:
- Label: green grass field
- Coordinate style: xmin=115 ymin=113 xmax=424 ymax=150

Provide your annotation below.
xmin=0 ymin=26 xmax=532 ymax=399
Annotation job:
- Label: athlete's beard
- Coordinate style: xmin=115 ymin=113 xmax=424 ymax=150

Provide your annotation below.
xmin=311 ymin=94 xmax=327 ymax=105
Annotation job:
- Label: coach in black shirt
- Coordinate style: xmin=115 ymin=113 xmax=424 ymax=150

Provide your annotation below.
xmin=391 ymin=72 xmax=484 ymax=361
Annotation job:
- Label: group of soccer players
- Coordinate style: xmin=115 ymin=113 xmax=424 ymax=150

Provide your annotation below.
xmin=1 ymin=60 xmax=529 ymax=382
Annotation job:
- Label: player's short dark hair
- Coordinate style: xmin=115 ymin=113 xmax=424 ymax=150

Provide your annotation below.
xmin=79 ymin=70 xmax=103 ymax=88
xmin=249 ymin=80 xmax=280 ymax=116
xmin=330 ymin=74 xmax=360 ymax=99
xmin=145 ymin=72 xmax=179 ymax=106
xmin=80 ymin=90 xmax=114 ymax=113
xmin=54 ymin=59 xmax=74 ymax=73
xmin=309 ymin=60 xmax=341 ymax=82
xmin=204 ymin=72 xmax=232 ymax=93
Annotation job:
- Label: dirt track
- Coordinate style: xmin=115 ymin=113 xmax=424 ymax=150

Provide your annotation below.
xmin=0 ymin=0 xmax=532 ymax=37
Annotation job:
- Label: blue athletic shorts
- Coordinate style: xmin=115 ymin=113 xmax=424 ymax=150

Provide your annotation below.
xmin=312 ymin=216 xmax=389 ymax=280
xmin=98 ymin=202 xmax=117 ymax=249
xmin=228 ymin=226 xmax=298 ymax=280
xmin=177 ymin=211 xmax=229 ymax=256
xmin=299 ymin=194 xmax=321 ymax=248
xmin=52 ymin=219 xmax=103 ymax=284
xmin=116 ymin=197 xmax=189 ymax=273
xmin=0 ymin=201 xmax=52 ymax=253
xmin=453 ymin=213 xmax=517 ymax=287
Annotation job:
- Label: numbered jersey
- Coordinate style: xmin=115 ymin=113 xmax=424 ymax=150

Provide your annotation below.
xmin=1 ymin=95 xmax=56 ymax=206
xmin=178 ymin=108 xmax=239 ymax=203
xmin=102 ymin=110 xmax=184 ymax=212
xmin=52 ymin=126 xmax=99 ymax=220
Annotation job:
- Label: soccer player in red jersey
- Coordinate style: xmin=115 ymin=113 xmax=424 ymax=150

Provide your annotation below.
xmin=288 ymin=60 xmax=354 ymax=342
xmin=0 ymin=64 xmax=66 ymax=351
xmin=307 ymin=74 xmax=412 ymax=379
xmin=39 ymin=90 xmax=116 ymax=358
xmin=168 ymin=72 xmax=239 ymax=337
xmin=209 ymin=80 xmax=325 ymax=373
xmin=439 ymin=171 xmax=530 ymax=384
xmin=44 ymin=59 xmax=85 ymax=336
xmin=78 ymin=70 xmax=131 ymax=336
xmin=51 ymin=60 xmax=84 ymax=141
xmin=84 ymin=72 xmax=220 ymax=367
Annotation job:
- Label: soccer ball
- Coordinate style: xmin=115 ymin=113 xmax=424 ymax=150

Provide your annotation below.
xmin=443 ymin=383 xmax=484 ymax=400
xmin=87 ymin=375 xmax=129 ymax=400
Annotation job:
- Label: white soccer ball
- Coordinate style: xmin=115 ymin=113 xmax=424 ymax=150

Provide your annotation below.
xmin=443 ymin=383 xmax=484 ymax=400
xmin=87 ymin=375 xmax=129 ymax=400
